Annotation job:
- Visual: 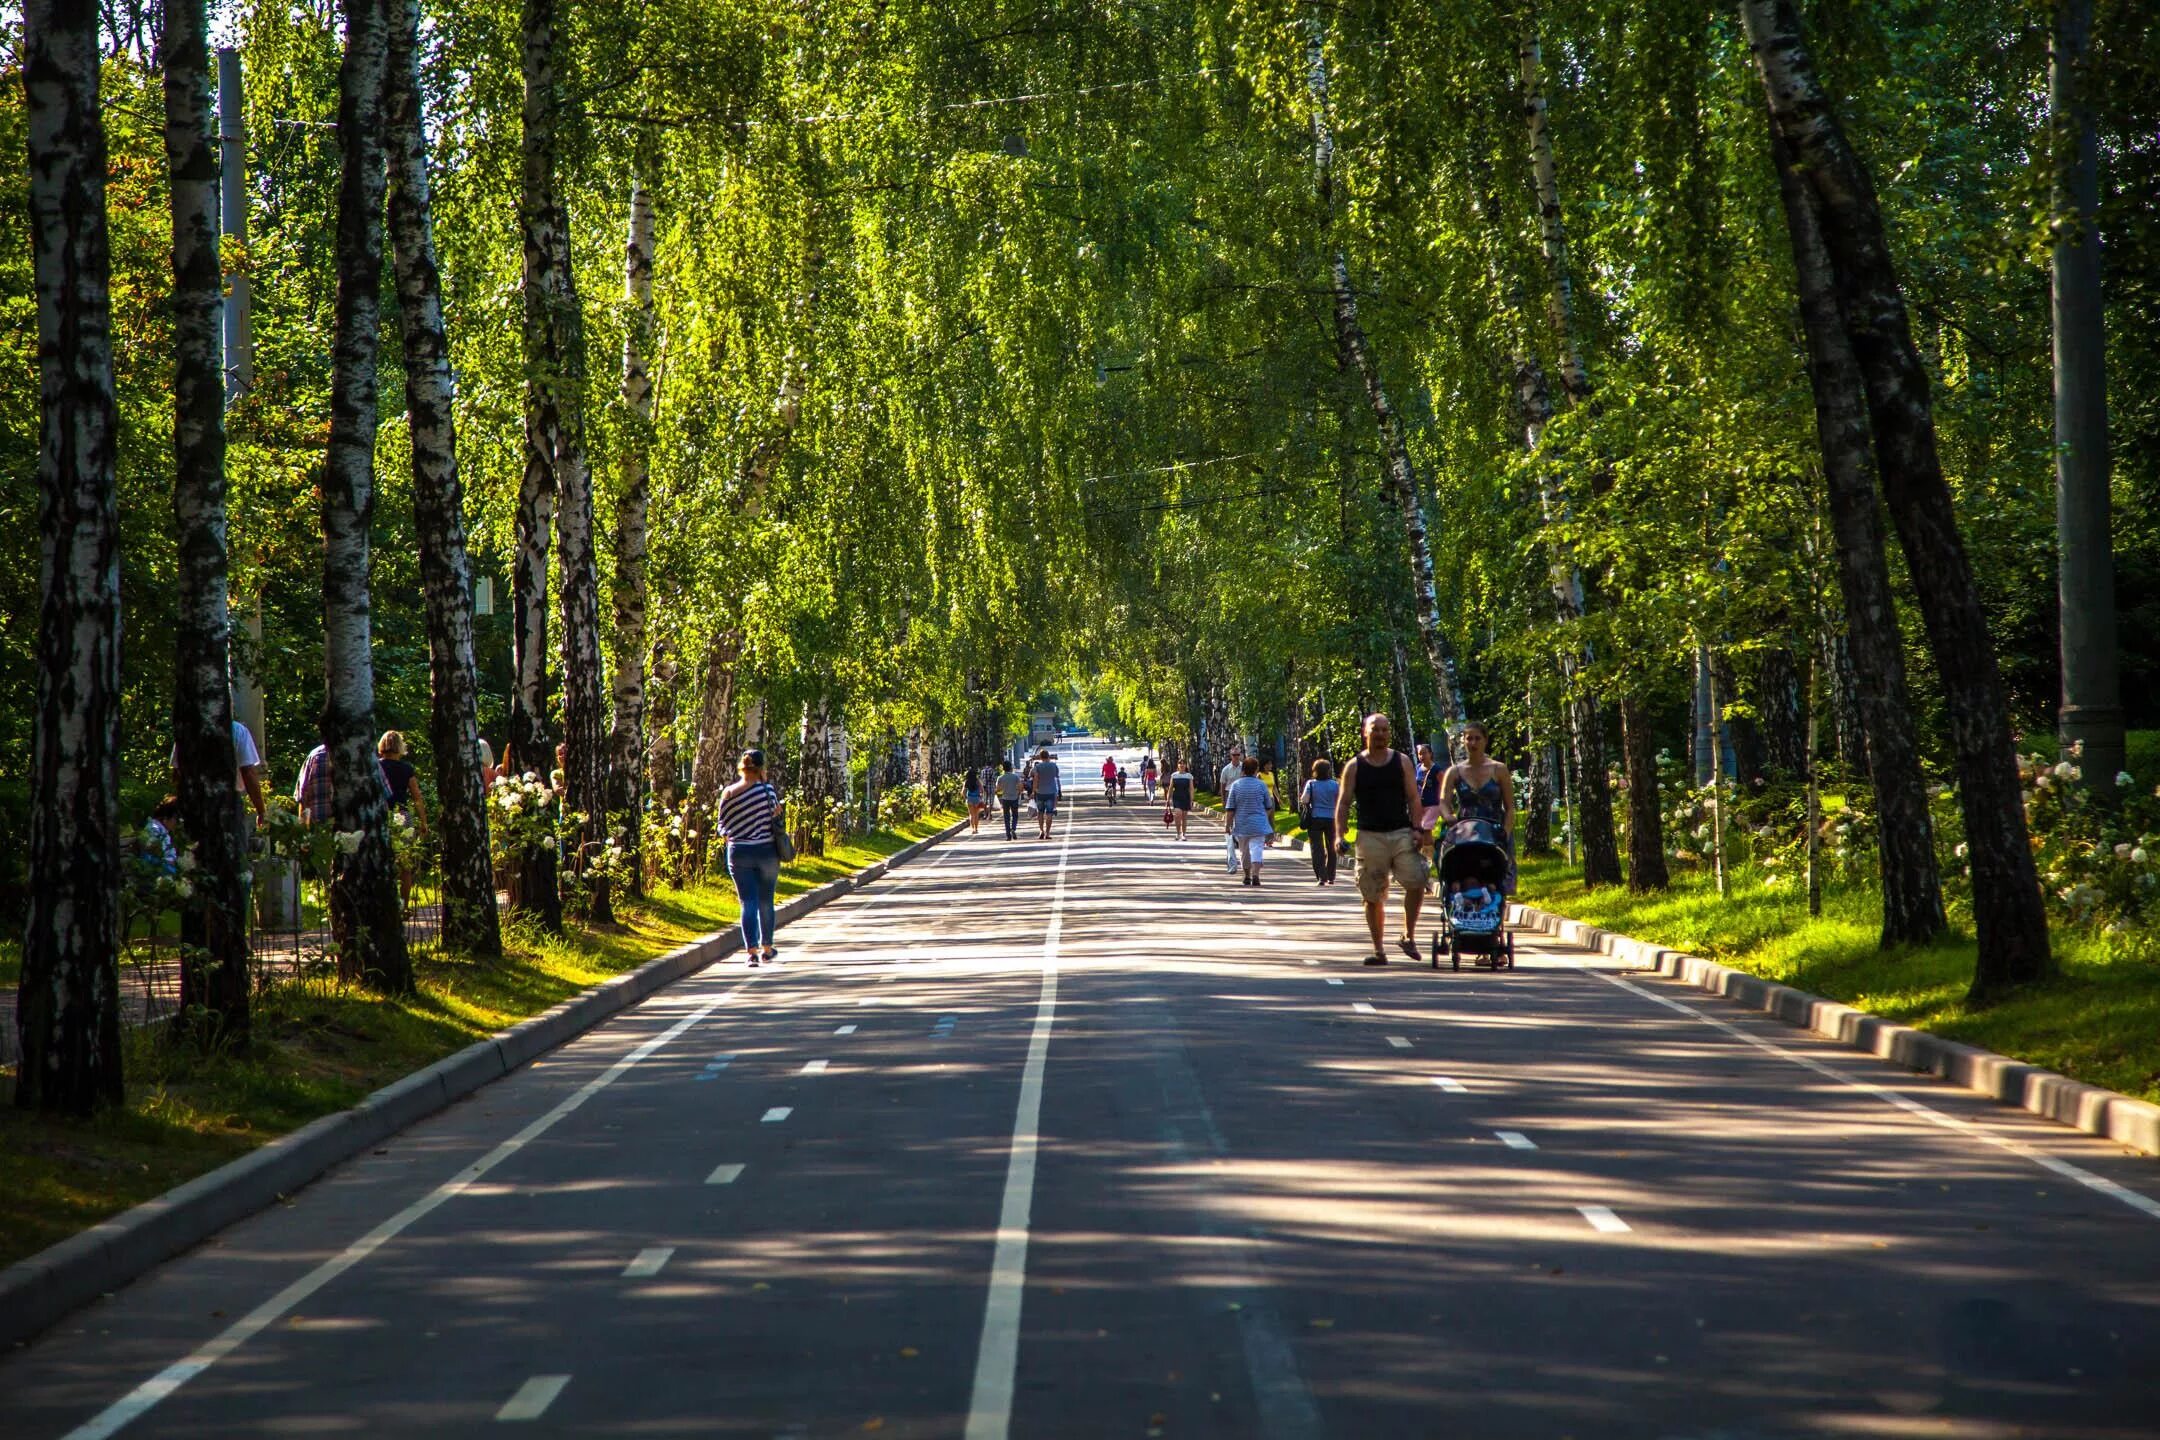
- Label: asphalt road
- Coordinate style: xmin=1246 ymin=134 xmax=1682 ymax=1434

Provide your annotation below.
xmin=5 ymin=737 xmax=2159 ymax=1439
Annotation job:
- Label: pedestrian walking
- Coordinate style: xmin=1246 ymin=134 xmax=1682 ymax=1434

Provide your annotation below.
xmin=1416 ymin=741 xmax=1445 ymax=838
xmin=1028 ymin=746 xmax=1062 ymax=840
xmin=1333 ymin=713 xmax=1430 ymax=966
xmin=965 ymin=766 xmax=986 ymax=835
xmin=1223 ymin=757 xmax=1276 ymax=886
xmin=1167 ymin=761 xmax=1195 ymax=840
xmin=169 ymin=712 xmax=270 ymax=826
xmin=1116 ymin=765 xmax=1129 ymax=800
xmin=1140 ymin=752 xmax=1159 ymax=802
xmin=995 ymin=761 xmax=1024 ymax=840
xmin=718 ymin=749 xmax=782 ymax=968
xmin=378 ymin=730 xmax=431 ymax=903
xmin=1437 ymin=720 xmax=1518 ymax=893
xmin=1299 ymin=758 xmax=1342 ymax=886
xmin=1217 ymin=745 xmax=1246 ymax=873
xmin=294 ymin=741 xmax=393 ymax=825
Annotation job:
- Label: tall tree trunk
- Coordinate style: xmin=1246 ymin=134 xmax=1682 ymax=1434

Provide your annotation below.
xmin=165 ymin=0 xmax=250 ymax=1045
xmin=1742 ymin=0 xmax=2043 ymax=992
xmin=1307 ymin=17 xmax=1465 ymax=731
xmin=322 ymin=0 xmax=409 ymax=993
xmin=644 ymin=635 xmax=680 ymax=887
xmin=1768 ymin=120 xmax=1944 ymax=944
xmin=17 ymin=0 xmax=124 ymax=1113
xmin=1826 ymin=626 xmax=1870 ymax=775
xmin=687 ymin=628 xmax=741 ymax=876
xmin=1516 ymin=20 xmax=1651 ymax=887
xmin=510 ymin=0 xmax=561 ymax=929
xmin=2050 ymin=0 xmax=2122 ymax=790
xmin=1758 ymin=646 xmax=1809 ymax=780
xmin=386 ymin=0 xmax=500 ymax=959
xmin=606 ymin=164 xmax=657 ymax=899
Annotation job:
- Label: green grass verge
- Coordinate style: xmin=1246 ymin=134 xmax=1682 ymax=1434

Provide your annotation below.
xmin=0 ymin=812 xmax=960 ymax=1269
xmin=1516 ymin=852 xmax=2160 ymax=1108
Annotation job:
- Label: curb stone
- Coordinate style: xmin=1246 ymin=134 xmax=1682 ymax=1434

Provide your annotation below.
xmin=0 ymin=817 xmax=969 ymax=1350
xmin=1508 ymin=900 xmax=2160 ymax=1158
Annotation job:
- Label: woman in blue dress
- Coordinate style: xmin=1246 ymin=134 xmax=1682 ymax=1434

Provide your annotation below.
xmin=1437 ymin=721 xmax=1517 ymax=893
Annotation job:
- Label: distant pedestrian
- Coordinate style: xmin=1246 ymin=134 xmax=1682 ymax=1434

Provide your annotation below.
xmin=1028 ymin=747 xmax=1062 ymax=840
xmin=1299 ymin=758 xmax=1341 ymax=886
xmin=294 ymin=742 xmax=393 ymax=826
xmin=1416 ymin=741 xmax=1444 ymax=837
xmin=965 ymin=766 xmax=986 ymax=835
xmin=1167 ymin=761 xmax=1195 ymax=840
xmin=1334 ymin=713 xmax=1429 ymax=966
xmin=1116 ymin=765 xmax=1128 ymax=800
xmin=1140 ymin=752 xmax=1159 ymax=802
xmin=1223 ymin=757 xmax=1276 ymax=886
xmin=378 ymin=730 xmax=431 ymax=903
xmin=168 ymin=713 xmax=269 ymax=826
xmin=1216 ymin=746 xmax=1246 ymax=873
xmin=995 ymin=761 xmax=1024 ymax=840
xmin=718 ymin=749 xmax=782 ymax=967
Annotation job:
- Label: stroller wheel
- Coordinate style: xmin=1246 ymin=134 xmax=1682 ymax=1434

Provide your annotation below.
xmin=1449 ymin=940 xmax=1461 ymax=972
xmin=1429 ymin=932 xmax=1439 ymax=969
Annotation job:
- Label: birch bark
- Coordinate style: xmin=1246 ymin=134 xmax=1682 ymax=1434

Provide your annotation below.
xmin=321 ymin=0 xmax=410 ymax=992
xmin=1766 ymin=114 xmax=1944 ymax=945
xmin=18 ymin=0 xmax=124 ymax=1112
xmin=1741 ymin=0 xmax=2048 ymax=994
xmin=1306 ymin=16 xmax=1465 ymax=732
xmin=165 ymin=0 xmax=251 ymax=1042
xmin=606 ymin=167 xmax=658 ymax=897
xmin=386 ymin=0 xmax=500 ymax=958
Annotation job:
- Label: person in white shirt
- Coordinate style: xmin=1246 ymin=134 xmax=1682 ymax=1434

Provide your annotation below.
xmin=170 ymin=718 xmax=268 ymax=826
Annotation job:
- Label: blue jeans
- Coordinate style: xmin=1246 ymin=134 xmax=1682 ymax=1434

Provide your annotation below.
xmin=726 ymin=841 xmax=780 ymax=951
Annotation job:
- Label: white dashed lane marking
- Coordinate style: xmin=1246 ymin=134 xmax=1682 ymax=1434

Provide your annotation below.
xmin=496 ymin=1375 xmax=570 ymax=1422
xmin=1577 ymin=1205 xmax=1630 ymax=1233
xmin=1351 ymin=1002 xmax=1375 ymax=1015
xmin=622 ymin=1247 xmax=674 ymax=1278
xmin=1325 ymin=978 xmax=1344 ymax=987
xmin=800 ymin=1059 xmax=829 ymax=1075
xmin=761 ymin=1107 xmax=793 ymax=1124
xmin=834 ymin=1024 xmax=858 ymax=1035
xmin=705 ymin=1163 xmax=746 ymax=1186
xmin=693 ymin=1053 xmax=736 ymax=1083
xmin=1431 ymin=1077 xmax=1468 ymax=1094
xmin=1495 ymin=1131 xmax=1536 ymax=1150
xmin=1385 ymin=1036 xmax=1411 ymax=1050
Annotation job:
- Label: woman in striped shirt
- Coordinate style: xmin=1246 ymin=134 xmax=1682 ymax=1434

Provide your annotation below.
xmin=719 ymin=750 xmax=783 ymax=967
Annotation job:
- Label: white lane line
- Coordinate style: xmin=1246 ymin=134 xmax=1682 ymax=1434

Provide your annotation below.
xmin=761 ymin=1107 xmax=793 ymax=1124
xmin=1301 ymin=958 xmax=1319 ymax=967
xmin=1325 ymin=978 xmax=1344 ymax=987
xmin=1495 ymin=1131 xmax=1537 ymax=1150
xmin=1351 ymin=1001 xmax=1376 ymax=1015
xmin=1431 ymin=1077 xmax=1468 ymax=1093
xmin=1385 ymin=1036 xmax=1412 ymax=1050
xmin=622 ymin=1246 xmax=675 ymax=1278
xmin=495 ymin=1374 xmax=571 ymax=1422
xmin=1577 ymin=1205 xmax=1630 ymax=1234
xmin=834 ymin=1024 xmax=858 ymax=1036
xmin=800 ymin=1059 xmax=830 ymax=1075
xmin=965 ymin=796 xmax=1076 ymax=1440
xmin=1582 ymin=967 xmax=2160 ymax=1224
xmin=705 ymin=1163 xmax=746 ymax=1185
xmin=60 ymin=985 xmax=747 ymax=1440
xmin=693 ymin=1052 xmax=736 ymax=1082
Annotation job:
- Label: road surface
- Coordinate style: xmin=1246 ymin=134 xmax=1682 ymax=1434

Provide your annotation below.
xmin=4 ymin=739 xmax=2158 ymax=1438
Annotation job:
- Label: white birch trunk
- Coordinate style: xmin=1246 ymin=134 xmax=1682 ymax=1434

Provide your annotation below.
xmin=606 ymin=167 xmax=657 ymax=896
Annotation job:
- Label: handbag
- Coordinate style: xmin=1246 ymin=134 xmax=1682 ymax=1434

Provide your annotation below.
xmin=773 ymin=826 xmax=796 ymax=863
xmin=1162 ymin=805 xmax=1175 ymax=827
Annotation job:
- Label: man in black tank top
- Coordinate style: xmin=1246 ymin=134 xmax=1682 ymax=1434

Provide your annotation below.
xmin=1333 ymin=713 xmax=1430 ymax=965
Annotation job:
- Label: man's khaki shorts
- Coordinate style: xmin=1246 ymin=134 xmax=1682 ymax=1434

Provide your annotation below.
xmin=1354 ymin=827 xmax=1428 ymax=900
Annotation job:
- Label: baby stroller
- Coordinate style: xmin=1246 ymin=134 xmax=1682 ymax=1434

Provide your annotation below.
xmin=1431 ymin=818 xmax=1515 ymax=971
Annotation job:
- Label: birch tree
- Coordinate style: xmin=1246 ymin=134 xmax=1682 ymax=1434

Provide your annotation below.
xmin=605 ymin=161 xmax=657 ymax=897
xmin=165 ymin=0 xmax=251 ymax=1041
xmin=321 ymin=0 xmax=410 ymax=992
xmin=1740 ymin=0 xmax=2050 ymax=997
xmin=386 ymin=0 xmax=500 ymax=958
xmin=17 ymin=0 xmax=125 ymax=1112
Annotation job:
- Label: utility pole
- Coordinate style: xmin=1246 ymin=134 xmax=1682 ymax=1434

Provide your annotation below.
xmin=219 ymin=47 xmax=265 ymax=750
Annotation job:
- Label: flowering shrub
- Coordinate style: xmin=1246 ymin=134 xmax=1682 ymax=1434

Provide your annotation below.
xmin=930 ymin=774 xmax=966 ymax=814
xmin=487 ymin=771 xmax=562 ymax=871
xmin=877 ymin=783 xmax=931 ymax=829
xmin=1973 ymin=745 xmax=2160 ymax=936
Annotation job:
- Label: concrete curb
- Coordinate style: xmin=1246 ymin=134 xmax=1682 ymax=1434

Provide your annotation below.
xmin=1508 ymin=900 xmax=2160 ymax=1158
xmin=0 ymin=817 xmax=969 ymax=1350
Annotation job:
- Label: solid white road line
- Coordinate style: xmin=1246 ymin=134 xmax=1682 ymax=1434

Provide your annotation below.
xmin=800 ymin=1059 xmax=830 ymax=1075
xmin=1583 ymin=966 xmax=2160 ymax=1224
xmin=1385 ymin=1036 xmax=1411 ymax=1050
xmin=964 ymin=796 xmax=1076 ymax=1440
xmin=1495 ymin=1131 xmax=1537 ymax=1151
xmin=1351 ymin=1001 xmax=1376 ymax=1014
xmin=1577 ymin=1205 xmax=1630 ymax=1234
xmin=622 ymin=1246 xmax=675 ymax=1278
xmin=60 ymin=986 xmax=748 ymax=1440
xmin=705 ymin=1163 xmax=746 ymax=1186
xmin=1431 ymin=1077 xmax=1468 ymax=1094
xmin=761 ymin=1107 xmax=793 ymax=1124
xmin=834 ymin=1024 xmax=858 ymax=1035
xmin=495 ymin=1374 xmax=571 ymax=1422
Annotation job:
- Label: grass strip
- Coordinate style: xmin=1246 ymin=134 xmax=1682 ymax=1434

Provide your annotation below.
xmin=1517 ymin=853 xmax=2160 ymax=1108
xmin=0 ymin=812 xmax=960 ymax=1269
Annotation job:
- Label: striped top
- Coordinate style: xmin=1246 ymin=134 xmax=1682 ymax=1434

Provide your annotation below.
xmin=719 ymin=780 xmax=779 ymax=844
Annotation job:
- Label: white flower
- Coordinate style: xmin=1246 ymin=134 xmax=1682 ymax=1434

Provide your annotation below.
xmin=2036 ymin=775 xmax=2052 ymax=790
xmin=1954 ymin=842 xmax=1969 ymax=860
xmin=2117 ymin=771 xmax=2135 ymax=788
xmin=2116 ymin=842 xmax=2134 ymax=860
xmin=176 ymin=853 xmax=197 ymax=873
xmin=335 ymin=829 xmax=365 ymax=856
xmin=173 ymin=878 xmax=194 ymax=899
xmin=2053 ymin=761 xmax=2076 ymax=780
xmin=2134 ymin=848 xmax=2149 ymax=865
